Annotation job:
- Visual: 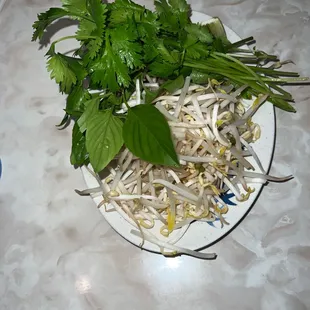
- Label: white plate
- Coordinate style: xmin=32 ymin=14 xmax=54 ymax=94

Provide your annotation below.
xmin=81 ymin=12 xmax=275 ymax=253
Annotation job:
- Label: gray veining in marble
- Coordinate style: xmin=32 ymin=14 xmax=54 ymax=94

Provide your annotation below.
xmin=0 ymin=0 xmax=310 ymax=309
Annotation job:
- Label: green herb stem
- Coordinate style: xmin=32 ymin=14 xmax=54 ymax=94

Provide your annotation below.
xmin=227 ymin=36 xmax=254 ymax=49
xmin=52 ymin=35 xmax=98 ymax=46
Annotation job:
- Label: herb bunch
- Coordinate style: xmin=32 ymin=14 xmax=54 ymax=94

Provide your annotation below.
xmin=32 ymin=0 xmax=307 ymax=172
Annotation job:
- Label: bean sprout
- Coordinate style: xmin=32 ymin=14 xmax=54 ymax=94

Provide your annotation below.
xmin=77 ymin=78 xmax=292 ymax=258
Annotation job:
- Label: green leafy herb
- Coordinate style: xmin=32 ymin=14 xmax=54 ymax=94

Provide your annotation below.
xmin=32 ymin=8 xmax=68 ymax=41
xmin=56 ymin=113 xmax=70 ymax=128
xmin=109 ymin=0 xmax=145 ymax=25
xmin=86 ymin=109 xmax=124 ymax=172
xmin=87 ymin=0 xmax=107 ymax=31
xmin=47 ymin=53 xmax=78 ymax=93
xmin=110 ymin=27 xmax=143 ymax=69
xmin=90 ymin=31 xmax=131 ymax=91
xmin=66 ymin=84 xmax=91 ymax=115
xmin=123 ymin=104 xmax=179 ymax=167
xmin=61 ymin=0 xmax=88 ymax=17
xmin=155 ymin=0 xmax=190 ymax=31
xmin=71 ymin=122 xmax=89 ymax=166
xmin=185 ymin=24 xmax=213 ymax=44
xmin=77 ymin=97 xmax=99 ymax=133
xmin=162 ymin=75 xmax=185 ymax=93
xmin=32 ymin=0 xmax=308 ymax=172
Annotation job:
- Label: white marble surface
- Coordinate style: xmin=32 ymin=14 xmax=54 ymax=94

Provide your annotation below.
xmin=0 ymin=0 xmax=310 ymax=309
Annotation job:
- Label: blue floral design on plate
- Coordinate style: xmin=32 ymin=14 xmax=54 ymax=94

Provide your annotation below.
xmin=207 ymin=218 xmax=221 ymax=227
xmin=220 ymin=192 xmax=237 ymax=206
xmin=207 ymin=192 xmax=236 ymax=226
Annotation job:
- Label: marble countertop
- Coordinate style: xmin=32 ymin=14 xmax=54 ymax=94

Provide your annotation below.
xmin=1 ymin=0 xmax=310 ymax=309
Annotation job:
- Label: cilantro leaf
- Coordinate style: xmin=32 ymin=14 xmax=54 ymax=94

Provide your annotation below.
xmin=156 ymin=40 xmax=179 ymax=63
xmin=89 ymin=32 xmax=131 ymax=92
xmin=185 ymin=24 xmax=213 ymax=44
xmin=186 ymin=42 xmax=211 ymax=60
xmin=155 ymin=0 xmax=190 ymax=13
xmin=154 ymin=0 xmax=170 ymax=13
xmin=87 ymin=0 xmax=107 ymax=31
xmin=185 ymin=45 xmax=201 ymax=59
xmin=66 ymin=84 xmax=91 ymax=115
xmin=109 ymin=0 xmax=145 ymax=25
xmin=148 ymin=58 xmax=179 ymax=78
xmin=76 ymin=23 xmax=104 ymax=62
xmin=136 ymin=11 xmax=160 ymax=40
xmin=86 ymin=110 xmax=124 ymax=172
xmin=137 ymin=12 xmax=161 ymax=63
xmin=32 ymin=8 xmax=68 ymax=41
xmin=168 ymin=0 xmax=190 ymax=12
xmin=181 ymin=30 xmax=212 ymax=60
xmin=84 ymin=37 xmax=103 ymax=61
xmin=110 ymin=0 xmax=145 ymax=13
xmin=155 ymin=10 xmax=179 ymax=33
xmin=99 ymin=95 xmax=119 ymax=110
xmin=73 ymin=0 xmax=107 ymax=37
xmin=32 ymin=1 xmax=106 ymax=42
xmin=147 ymin=40 xmax=181 ymax=77
xmin=109 ymin=0 xmax=159 ymax=47
xmin=47 ymin=54 xmax=78 ymax=93
xmin=123 ymin=104 xmax=179 ymax=167
xmin=70 ymin=122 xmax=89 ymax=166
xmin=47 ymin=51 xmax=87 ymax=93
xmin=76 ymin=19 xmax=97 ymax=37
xmin=61 ymin=0 xmax=87 ymax=18
xmin=110 ymin=27 xmax=143 ymax=69
xmin=75 ymin=1 xmax=107 ymax=61
xmin=155 ymin=0 xmax=190 ymax=32
xmin=143 ymin=43 xmax=159 ymax=63
xmin=61 ymin=55 xmax=87 ymax=81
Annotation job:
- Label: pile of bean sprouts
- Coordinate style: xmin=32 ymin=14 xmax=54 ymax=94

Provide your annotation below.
xmin=77 ymin=77 xmax=292 ymax=259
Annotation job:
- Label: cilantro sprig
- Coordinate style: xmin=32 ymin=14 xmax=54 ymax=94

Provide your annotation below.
xmin=32 ymin=0 xmax=308 ymax=172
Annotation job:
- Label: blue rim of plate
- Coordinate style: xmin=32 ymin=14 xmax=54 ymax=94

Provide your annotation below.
xmin=0 ymin=159 xmax=2 ymax=179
